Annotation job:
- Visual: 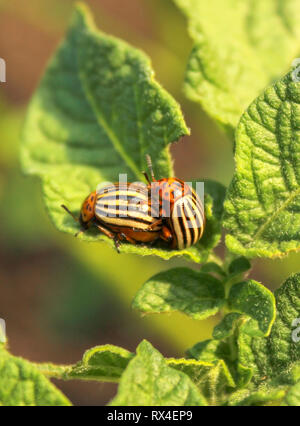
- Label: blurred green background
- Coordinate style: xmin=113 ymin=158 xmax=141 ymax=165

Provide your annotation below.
xmin=0 ymin=0 xmax=299 ymax=405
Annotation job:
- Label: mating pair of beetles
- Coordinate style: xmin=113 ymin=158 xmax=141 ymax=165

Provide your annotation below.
xmin=62 ymin=156 xmax=205 ymax=251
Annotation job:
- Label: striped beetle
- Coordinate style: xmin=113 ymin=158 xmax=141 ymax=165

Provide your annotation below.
xmin=143 ymin=155 xmax=205 ymax=250
xmin=61 ymin=181 xmax=170 ymax=251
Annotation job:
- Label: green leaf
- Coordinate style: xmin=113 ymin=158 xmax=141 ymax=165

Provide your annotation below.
xmin=228 ymin=280 xmax=276 ymax=337
xmin=281 ymin=381 xmax=300 ymax=406
xmin=188 ymin=273 xmax=300 ymax=403
xmin=0 ymin=347 xmax=70 ymax=406
xmin=213 ymin=313 xmax=242 ymax=340
xmin=37 ymin=344 xmax=236 ymax=405
xmin=36 ymin=343 xmax=235 ymax=403
xmin=20 ymin=3 xmax=201 ymax=261
xmin=233 ymin=273 xmax=300 ymax=383
xmin=188 ymin=309 xmax=278 ymax=389
xmin=168 ymin=357 xmax=235 ymax=406
xmin=211 ymin=313 xmax=266 ymax=388
xmin=223 ymin=70 xmax=300 ymax=258
xmin=200 ymin=262 xmax=226 ymax=278
xmin=197 ymin=180 xmax=226 ymax=260
xmin=188 ymin=339 xmax=228 ymax=363
xmin=228 ymin=362 xmax=300 ymax=406
xmin=212 ymin=313 xmax=256 ymax=340
xmin=109 ymin=340 xmax=207 ymax=406
xmin=132 ymin=267 xmax=225 ymax=320
xmin=203 ymin=180 xmax=227 ymax=220
xmin=228 ymin=386 xmax=286 ymax=406
xmin=213 ymin=313 xmax=262 ymax=340
xmin=264 ymin=273 xmax=300 ymax=372
xmin=65 ymin=344 xmax=134 ymax=382
xmin=174 ymin=0 xmax=300 ymax=134
xmin=228 ymin=364 xmax=300 ymax=405
xmin=187 ymin=336 xmax=253 ymax=389
xmin=228 ymin=257 xmax=251 ymax=276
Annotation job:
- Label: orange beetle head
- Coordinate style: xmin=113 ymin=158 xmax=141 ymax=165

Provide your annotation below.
xmin=79 ymin=191 xmax=97 ymax=228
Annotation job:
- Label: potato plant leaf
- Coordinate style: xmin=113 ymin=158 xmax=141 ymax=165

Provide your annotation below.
xmin=228 ymin=386 xmax=287 ymax=406
xmin=0 ymin=346 xmax=70 ymax=406
xmin=168 ymin=357 xmax=235 ymax=406
xmin=228 ymin=257 xmax=251 ymax=277
xmin=238 ymin=273 xmax=300 ymax=381
xmin=65 ymin=344 xmax=134 ymax=382
xmin=188 ymin=273 xmax=300 ymax=405
xmin=223 ymin=70 xmax=300 ymax=258
xmin=38 ymin=343 xmax=235 ymax=406
xmin=228 ymin=280 xmax=276 ymax=337
xmin=187 ymin=335 xmax=253 ymax=390
xmin=281 ymin=381 xmax=300 ymax=406
xmin=174 ymin=0 xmax=300 ymax=135
xmin=109 ymin=340 xmax=207 ymax=406
xmin=212 ymin=313 xmax=261 ymax=340
xmin=133 ymin=272 xmax=274 ymax=336
xmin=200 ymin=262 xmax=226 ymax=278
xmin=132 ymin=267 xmax=225 ymax=320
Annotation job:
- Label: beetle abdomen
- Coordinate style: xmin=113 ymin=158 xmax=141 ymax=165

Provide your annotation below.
xmin=170 ymin=191 xmax=205 ymax=249
xmin=95 ymin=183 xmax=160 ymax=232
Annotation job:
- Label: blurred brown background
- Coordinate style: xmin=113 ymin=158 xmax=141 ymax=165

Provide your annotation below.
xmin=0 ymin=0 xmax=299 ymax=405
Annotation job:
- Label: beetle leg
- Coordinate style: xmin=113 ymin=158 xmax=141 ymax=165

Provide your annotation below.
xmin=144 ymin=219 xmax=162 ymax=230
xmin=93 ymin=223 xmax=122 ymax=253
xmin=131 ymin=219 xmax=162 ymax=233
xmin=117 ymin=232 xmax=136 ymax=245
xmin=160 ymin=225 xmax=173 ymax=243
xmin=92 ymin=222 xmax=122 ymax=253
xmin=113 ymin=236 xmax=121 ymax=253
xmin=93 ymin=223 xmax=115 ymax=239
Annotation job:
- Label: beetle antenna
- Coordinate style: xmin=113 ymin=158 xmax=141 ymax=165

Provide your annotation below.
xmin=146 ymin=154 xmax=156 ymax=181
xmin=61 ymin=204 xmax=79 ymax=222
xmin=142 ymin=172 xmax=151 ymax=185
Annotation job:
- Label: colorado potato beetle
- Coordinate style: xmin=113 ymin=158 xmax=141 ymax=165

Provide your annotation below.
xmin=61 ymin=182 xmax=170 ymax=251
xmin=143 ymin=155 xmax=205 ymax=250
